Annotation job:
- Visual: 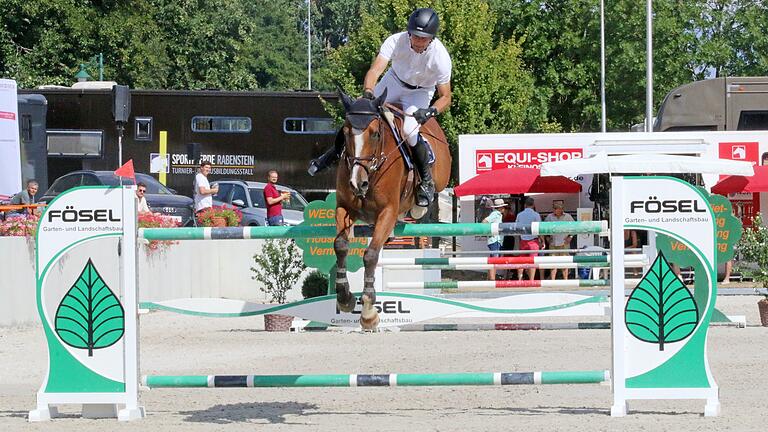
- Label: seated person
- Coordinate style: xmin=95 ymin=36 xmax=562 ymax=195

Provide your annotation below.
xmin=10 ymin=180 xmax=40 ymax=216
xmin=136 ymin=182 xmax=151 ymax=215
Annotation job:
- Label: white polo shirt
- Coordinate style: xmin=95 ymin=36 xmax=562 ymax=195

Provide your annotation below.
xmin=379 ymin=32 xmax=452 ymax=89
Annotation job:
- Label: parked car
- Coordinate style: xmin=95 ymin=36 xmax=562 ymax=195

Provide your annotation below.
xmin=211 ymin=180 xmax=308 ymax=226
xmin=40 ymin=171 xmax=194 ymax=226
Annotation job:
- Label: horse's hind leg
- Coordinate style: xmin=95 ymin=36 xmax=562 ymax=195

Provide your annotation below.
xmin=335 ymin=207 xmax=357 ymax=312
xmin=359 ymin=208 xmax=397 ymax=330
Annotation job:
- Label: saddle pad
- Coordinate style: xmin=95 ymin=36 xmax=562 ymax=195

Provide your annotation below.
xmin=381 ymin=106 xmax=435 ymax=168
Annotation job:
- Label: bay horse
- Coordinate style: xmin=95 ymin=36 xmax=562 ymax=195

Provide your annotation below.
xmin=333 ymin=90 xmax=451 ymax=330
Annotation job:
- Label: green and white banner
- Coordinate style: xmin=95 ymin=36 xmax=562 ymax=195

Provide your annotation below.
xmin=141 ymin=292 xmax=609 ymax=326
xmin=30 ymin=186 xmax=143 ymax=422
xmin=611 ymin=176 xmax=719 ymax=417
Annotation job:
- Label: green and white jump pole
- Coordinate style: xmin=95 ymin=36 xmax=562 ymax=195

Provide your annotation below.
xmin=143 ymin=370 xmax=609 ymax=388
xmin=138 ymin=220 xmax=608 ymax=241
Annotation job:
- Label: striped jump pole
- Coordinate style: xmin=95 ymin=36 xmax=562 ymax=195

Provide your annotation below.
xmin=378 ymin=263 xmax=641 ymax=271
xmin=396 ymin=321 xmax=743 ymax=331
xmin=142 ymin=370 xmax=609 ymax=388
xmin=387 ymin=279 xmax=612 ymax=290
xmin=399 ymin=322 xmax=612 ymax=331
xmin=378 ymin=255 xmax=647 ymax=266
xmin=138 ymin=221 xmax=608 ymax=241
xmin=444 ymin=248 xmax=643 ymax=256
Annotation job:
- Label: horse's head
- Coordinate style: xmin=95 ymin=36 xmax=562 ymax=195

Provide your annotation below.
xmin=339 ymin=88 xmax=388 ymax=198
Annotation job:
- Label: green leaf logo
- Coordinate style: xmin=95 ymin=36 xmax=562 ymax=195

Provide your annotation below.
xmin=55 ymin=259 xmax=125 ymax=356
xmin=625 ymin=251 xmax=699 ymax=351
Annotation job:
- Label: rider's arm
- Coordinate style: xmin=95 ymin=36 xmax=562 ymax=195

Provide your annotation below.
xmin=432 ymin=82 xmax=452 ymax=113
xmin=363 ymin=55 xmax=389 ymax=94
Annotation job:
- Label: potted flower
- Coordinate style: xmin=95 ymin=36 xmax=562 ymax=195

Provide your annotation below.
xmin=138 ymin=213 xmax=180 ymax=253
xmin=0 ymin=213 xmax=40 ymax=238
xmin=250 ymin=238 xmax=306 ymax=331
xmin=196 ymin=205 xmax=242 ymax=227
xmin=736 ymin=213 xmax=768 ymax=326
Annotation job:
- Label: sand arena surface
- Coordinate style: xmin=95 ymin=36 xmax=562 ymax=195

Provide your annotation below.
xmin=1 ymin=295 xmax=766 ymax=432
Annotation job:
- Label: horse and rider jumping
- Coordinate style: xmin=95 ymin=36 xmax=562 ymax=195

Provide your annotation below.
xmin=308 ymin=8 xmax=454 ymax=330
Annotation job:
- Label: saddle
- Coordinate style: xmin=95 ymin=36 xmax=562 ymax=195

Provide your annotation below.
xmin=380 ymin=103 xmax=436 ymax=170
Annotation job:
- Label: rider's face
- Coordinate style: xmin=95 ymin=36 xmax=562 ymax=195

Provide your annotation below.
xmin=409 ymin=34 xmax=433 ymax=53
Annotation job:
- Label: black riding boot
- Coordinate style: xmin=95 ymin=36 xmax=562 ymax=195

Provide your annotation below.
xmin=411 ymin=135 xmax=435 ymax=207
xmin=308 ymin=129 xmax=345 ymax=176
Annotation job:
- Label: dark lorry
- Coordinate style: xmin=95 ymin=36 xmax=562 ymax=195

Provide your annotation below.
xmin=18 ymin=85 xmax=339 ymax=200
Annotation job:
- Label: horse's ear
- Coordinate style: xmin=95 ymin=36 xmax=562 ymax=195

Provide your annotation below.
xmin=338 ymin=88 xmax=354 ymax=112
xmin=374 ymin=88 xmax=388 ymax=109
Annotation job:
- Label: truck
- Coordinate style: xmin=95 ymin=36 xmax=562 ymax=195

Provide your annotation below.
xmin=17 ymin=83 xmax=339 ymax=200
xmin=653 ymin=76 xmax=768 ymax=227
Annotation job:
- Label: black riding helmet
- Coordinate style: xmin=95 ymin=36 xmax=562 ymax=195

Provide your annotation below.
xmin=407 ymin=8 xmax=439 ymax=38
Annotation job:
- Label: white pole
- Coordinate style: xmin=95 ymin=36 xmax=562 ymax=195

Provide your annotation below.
xmin=610 ymin=176 xmax=628 ymax=417
xmin=307 ymin=0 xmax=312 ymax=90
xmin=600 ymin=0 xmax=606 ymax=133
xmin=645 ymin=0 xmax=653 ymax=132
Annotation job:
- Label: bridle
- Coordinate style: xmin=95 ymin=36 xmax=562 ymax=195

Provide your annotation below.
xmin=344 ymin=117 xmax=388 ymax=180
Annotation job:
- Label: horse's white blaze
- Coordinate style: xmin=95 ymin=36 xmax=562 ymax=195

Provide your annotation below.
xmin=350 ymin=128 xmax=365 ymax=189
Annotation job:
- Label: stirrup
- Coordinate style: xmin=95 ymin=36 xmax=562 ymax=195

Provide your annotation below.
xmin=307 ymin=151 xmax=337 ymax=176
xmin=416 ymin=180 xmax=435 ymax=207
xmin=307 ymin=159 xmax=323 ymax=176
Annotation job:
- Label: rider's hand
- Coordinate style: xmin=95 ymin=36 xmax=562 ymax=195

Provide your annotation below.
xmin=413 ymin=107 xmax=438 ymax=124
xmin=362 ymin=89 xmax=375 ymax=100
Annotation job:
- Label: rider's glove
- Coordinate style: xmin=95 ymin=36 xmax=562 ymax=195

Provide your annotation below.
xmin=413 ymin=107 xmax=438 ymax=125
xmin=362 ymin=89 xmax=375 ymax=100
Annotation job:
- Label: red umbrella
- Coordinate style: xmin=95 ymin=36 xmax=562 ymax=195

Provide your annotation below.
xmin=454 ymin=167 xmax=581 ymax=196
xmin=712 ymin=165 xmax=768 ymax=194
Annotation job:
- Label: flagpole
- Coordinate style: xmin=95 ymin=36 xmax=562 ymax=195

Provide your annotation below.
xmin=645 ymin=0 xmax=653 ymax=132
xmin=600 ymin=0 xmax=606 ymax=133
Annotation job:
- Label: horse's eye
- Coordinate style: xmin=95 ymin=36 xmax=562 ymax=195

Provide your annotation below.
xmin=370 ymin=131 xmax=380 ymax=141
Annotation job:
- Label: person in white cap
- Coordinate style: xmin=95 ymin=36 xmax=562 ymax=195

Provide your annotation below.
xmin=544 ymin=202 xmax=574 ymax=279
xmin=483 ymin=198 xmax=509 ymax=281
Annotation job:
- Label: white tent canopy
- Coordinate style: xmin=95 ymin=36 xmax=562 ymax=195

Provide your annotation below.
xmin=540 ymin=152 xmax=754 ymax=177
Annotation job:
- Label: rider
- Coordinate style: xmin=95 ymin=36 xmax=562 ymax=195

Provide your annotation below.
xmin=307 ymin=7 xmax=453 ymax=207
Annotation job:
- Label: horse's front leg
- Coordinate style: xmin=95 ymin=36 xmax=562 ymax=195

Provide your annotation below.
xmin=359 ymin=208 xmax=397 ymax=331
xmin=335 ymin=206 xmax=357 ymax=312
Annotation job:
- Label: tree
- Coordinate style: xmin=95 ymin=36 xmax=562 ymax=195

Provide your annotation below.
xmin=694 ymin=1 xmax=768 ymax=77
xmin=489 ymin=0 xmax=754 ymax=131
xmin=0 ymin=0 xmax=313 ymax=90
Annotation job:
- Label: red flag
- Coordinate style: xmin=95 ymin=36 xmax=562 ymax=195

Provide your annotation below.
xmin=114 ymin=160 xmax=136 ymax=182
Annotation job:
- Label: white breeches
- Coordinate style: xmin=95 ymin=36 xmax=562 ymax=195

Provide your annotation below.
xmin=374 ymin=70 xmax=434 ymax=147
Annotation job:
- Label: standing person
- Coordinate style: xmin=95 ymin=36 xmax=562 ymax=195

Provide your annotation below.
xmin=515 ymin=197 xmax=542 ymax=281
xmin=624 ymin=229 xmax=639 ymax=249
xmin=482 ymin=199 xmax=509 ymax=281
xmin=308 ymin=7 xmax=452 ymax=208
xmin=500 ymin=201 xmax=517 ymax=279
xmin=10 ymin=179 xmax=39 ymax=215
xmin=544 ymin=203 xmax=574 ymax=280
xmin=194 ymin=161 xmax=218 ymax=215
xmin=135 ymin=182 xmax=151 ymax=215
xmin=263 ymin=170 xmax=291 ymax=226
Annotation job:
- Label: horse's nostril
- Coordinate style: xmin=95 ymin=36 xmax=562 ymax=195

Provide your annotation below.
xmin=360 ymin=181 xmax=369 ymax=188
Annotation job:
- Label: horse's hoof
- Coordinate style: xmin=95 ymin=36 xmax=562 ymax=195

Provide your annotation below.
xmin=409 ymin=206 xmax=427 ymax=220
xmin=336 ymin=293 xmax=357 ymax=313
xmin=360 ymin=312 xmax=380 ymax=331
